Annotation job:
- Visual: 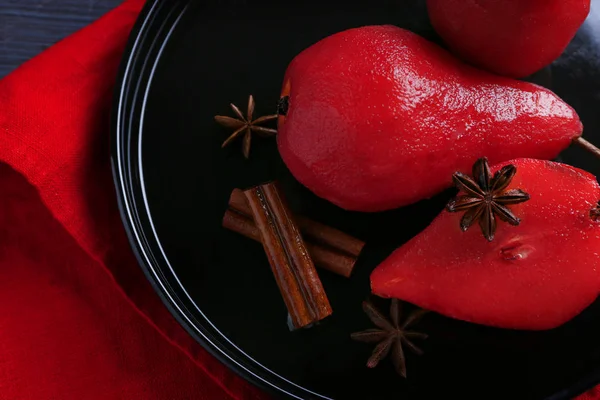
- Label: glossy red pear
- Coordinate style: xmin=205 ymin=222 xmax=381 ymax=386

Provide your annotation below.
xmin=371 ymin=158 xmax=600 ymax=330
xmin=276 ymin=25 xmax=582 ymax=212
xmin=427 ymin=0 xmax=590 ymax=78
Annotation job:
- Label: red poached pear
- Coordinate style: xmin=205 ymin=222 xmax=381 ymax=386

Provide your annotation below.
xmin=370 ymin=158 xmax=600 ymax=330
xmin=276 ymin=25 xmax=583 ymax=212
xmin=426 ymin=0 xmax=591 ymax=78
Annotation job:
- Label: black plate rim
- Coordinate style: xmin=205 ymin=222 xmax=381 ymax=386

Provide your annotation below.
xmin=109 ymin=0 xmax=328 ymax=398
xmin=109 ymin=0 xmax=600 ymax=399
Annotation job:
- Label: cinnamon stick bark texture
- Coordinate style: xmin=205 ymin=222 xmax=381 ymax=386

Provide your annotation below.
xmin=243 ymin=183 xmax=333 ymax=329
xmin=226 ymin=188 xmax=364 ymax=277
xmin=223 ymin=209 xmax=359 ymax=277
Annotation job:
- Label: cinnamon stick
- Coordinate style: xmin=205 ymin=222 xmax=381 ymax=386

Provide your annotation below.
xmin=243 ymin=182 xmax=332 ymax=329
xmin=227 ymin=188 xmax=364 ymax=277
xmin=223 ymin=209 xmax=358 ymax=277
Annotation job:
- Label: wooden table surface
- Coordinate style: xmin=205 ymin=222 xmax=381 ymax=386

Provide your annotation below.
xmin=0 ymin=0 xmax=122 ymax=78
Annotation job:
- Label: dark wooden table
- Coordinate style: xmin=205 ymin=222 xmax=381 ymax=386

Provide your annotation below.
xmin=0 ymin=0 xmax=122 ymax=78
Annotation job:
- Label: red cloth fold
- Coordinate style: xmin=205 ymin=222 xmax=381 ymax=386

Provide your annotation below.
xmin=0 ymin=0 xmax=597 ymax=399
xmin=0 ymin=1 xmax=268 ymax=398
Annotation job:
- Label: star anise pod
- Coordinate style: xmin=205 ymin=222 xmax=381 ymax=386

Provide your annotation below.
xmin=446 ymin=157 xmax=530 ymax=242
xmin=351 ymin=299 xmax=428 ymax=378
xmin=214 ymin=95 xmax=278 ymax=159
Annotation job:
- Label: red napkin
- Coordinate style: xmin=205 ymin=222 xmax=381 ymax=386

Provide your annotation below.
xmin=0 ymin=0 xmax=268 ymax=399
xmin=0 ymin=0 xmax=597 ymax=399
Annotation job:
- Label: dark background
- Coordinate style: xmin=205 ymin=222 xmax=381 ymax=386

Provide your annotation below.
xmin=0 ymin=0 xmax=121 ymax=78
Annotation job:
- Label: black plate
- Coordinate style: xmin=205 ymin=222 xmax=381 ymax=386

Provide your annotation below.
xmin=111 ymin=1 xmax=600 ymax=399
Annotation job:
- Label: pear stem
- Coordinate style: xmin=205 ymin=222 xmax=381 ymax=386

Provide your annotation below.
xmin=573 ymin=137 xmax=600 ymax=159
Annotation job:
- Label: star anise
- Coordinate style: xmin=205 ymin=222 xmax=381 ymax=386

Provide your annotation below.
xmin=214 ymin=95 xmax=278 ymax=159
xmin=446 ymin=157 xmax=530 ymax=242
xmin=351 ymin=299 xmax=428 ymax=378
